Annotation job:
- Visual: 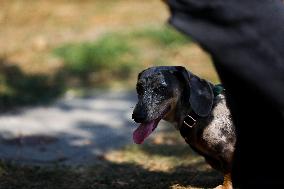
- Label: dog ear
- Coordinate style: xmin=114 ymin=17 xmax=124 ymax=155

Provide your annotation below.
xmin=174 ymin=66 xmax=214 ymax=117
xmin=189 ymin=76 xmax=214 ymax=117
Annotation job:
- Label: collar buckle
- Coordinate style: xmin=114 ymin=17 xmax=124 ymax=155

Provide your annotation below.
xmin=183 ymin=115 xmax=197 ymax=128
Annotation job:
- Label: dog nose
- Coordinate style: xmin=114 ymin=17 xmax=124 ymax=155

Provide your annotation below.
xmin=132 ymin=110 xmax=147 ymax=123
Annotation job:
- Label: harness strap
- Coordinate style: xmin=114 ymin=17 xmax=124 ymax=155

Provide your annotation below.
xmin=183 ymin=111 xmax=199 ymax=128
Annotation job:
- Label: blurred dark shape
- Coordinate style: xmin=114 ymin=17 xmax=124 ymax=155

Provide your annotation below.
xmin=0 ymin=57 xmax=65 ymax=111
xmin=165 ymin=0 xmax=284 ymax=188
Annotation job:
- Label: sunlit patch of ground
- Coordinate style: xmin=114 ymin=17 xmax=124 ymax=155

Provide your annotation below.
xmin=103 ymin=125 xmax=222 ymax=188
xmin=0 ymin=126 xmax=222 ymax=189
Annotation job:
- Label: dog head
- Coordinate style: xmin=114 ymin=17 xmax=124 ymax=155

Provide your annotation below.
xmin=132 ymin=66 xmax=214 ymax=144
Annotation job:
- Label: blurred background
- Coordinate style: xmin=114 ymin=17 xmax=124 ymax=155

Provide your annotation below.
xmin=0 ymin=1 xmax=221 ymax=188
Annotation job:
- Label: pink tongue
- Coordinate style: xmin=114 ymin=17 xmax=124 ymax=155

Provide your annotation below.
xmin=133 ymin=121 xmax=156 ymax=144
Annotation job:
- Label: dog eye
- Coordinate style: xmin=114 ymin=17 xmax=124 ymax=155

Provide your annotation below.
xmin=154 ymin=86 xmax=167 ymax=93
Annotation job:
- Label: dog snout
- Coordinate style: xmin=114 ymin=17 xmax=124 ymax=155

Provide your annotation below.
xmin=132 ymin=107 xmax=148 ymax=123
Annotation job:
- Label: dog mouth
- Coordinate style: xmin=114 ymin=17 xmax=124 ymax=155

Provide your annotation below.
xmin=133 ymin=107 xmax=170 ymax=144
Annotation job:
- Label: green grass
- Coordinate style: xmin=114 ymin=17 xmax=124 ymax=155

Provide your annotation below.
xmin=53 ymin=26 xmax=191 ymax=86
xmin=131 ymin=26 xmax=190 ymax=47
xmin=0 ymin=26 xmax=192 ymax=109
xmin=54 ymin=33 xmax=138 ymax=78
xmin=0 ymin=25 xmax=217 ymax=110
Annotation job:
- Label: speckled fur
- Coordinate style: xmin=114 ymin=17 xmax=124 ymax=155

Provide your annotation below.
xmin=186 ymin=93 xmax=236 ymax=172
xmin=132 ymin=66 xmax=236 ymax=174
